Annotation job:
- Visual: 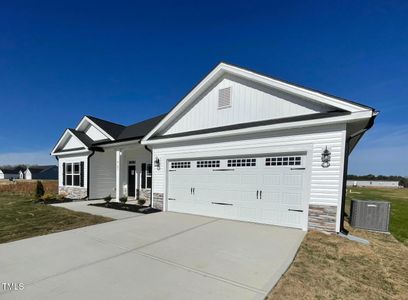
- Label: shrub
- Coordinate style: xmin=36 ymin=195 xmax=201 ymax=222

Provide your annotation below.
xmin=138 ymin=199 xmax=146 ymax=205
xmin=42 ymin=193 xmax=55 ymax=201
xmin=35 ymin=181 xmax=45 ymax=199
xmin=104 ymin=195 xmax=112 ymax=203
xmin=119 ymin=196 xmax=127 ymax=204
xmin=56 ymin=193 xmax=67 ymax=201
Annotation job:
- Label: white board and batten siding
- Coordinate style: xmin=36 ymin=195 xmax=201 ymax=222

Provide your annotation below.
xmin=161 ymin=75 xmax=331 ymax=136
xmin=152 ymin=124 xmax=346 ymax=231
xmin=84 ymin=124 xmax=110 ymax=141
xmin=63 ymin=135 xmax=84 ymax=150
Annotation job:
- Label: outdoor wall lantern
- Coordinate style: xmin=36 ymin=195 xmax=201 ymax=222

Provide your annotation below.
xmin=154 ymin=156 xmax=160 ymax=170
xmin=321 ymin=146 xmax=331 ymax=168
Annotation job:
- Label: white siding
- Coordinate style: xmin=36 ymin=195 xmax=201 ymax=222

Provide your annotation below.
xmin=63 ymin=135 xmax=84 ymax=150
xmin=122 ymin=148 xmax=151 ymax=195
xmin=162 ymin=75 xmax=331 ymax=135
xmin=0 ymin=170 xmax=3 ymax=179
xmin=152 ymin=124 xmax=346 ymax=221
xmin=85 ymin=124 xmax=109 ymax=141
xmin=89 ymin=150 xmax=116 ymax=199
xmin=25 ymin=169 xmax=32 ymax=180
xmin=58 ymin=154 xmax=89 ymax=188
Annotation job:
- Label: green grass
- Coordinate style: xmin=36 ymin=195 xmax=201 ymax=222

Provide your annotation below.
xmin=0 ymin=193 xmax=112 ymax=244
xmin=346 ymin=187 xmax=408 ymax=246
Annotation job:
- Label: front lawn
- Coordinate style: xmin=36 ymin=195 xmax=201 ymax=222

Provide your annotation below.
xmin=268 ymin=187 xmax=408 ymax=299
xmin=268 ymin=226 xmax=408 ymax=299
xmin=0 ymin=193 xmax=112 ymax=244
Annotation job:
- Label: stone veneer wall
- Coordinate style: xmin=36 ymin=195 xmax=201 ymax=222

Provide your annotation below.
xmin=308 ymin=204 xmax=337 ymax=233
xmin=138 ymin=189 xmax=151 ymax=201
xmin=59 ymin=186 xmax=87 ymax=200
xmin=152 ymin=193 xmax=163 ymax=211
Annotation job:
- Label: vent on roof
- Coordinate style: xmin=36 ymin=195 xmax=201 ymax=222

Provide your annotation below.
xmin=218 ymin=87 xmax=232 ymax=109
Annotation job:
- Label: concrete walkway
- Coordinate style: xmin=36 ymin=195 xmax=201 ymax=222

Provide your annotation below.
xmin=52 ymin=200 xmax=142 ymax=219
xmin=0 ymin=212 xmax=305 ymax=300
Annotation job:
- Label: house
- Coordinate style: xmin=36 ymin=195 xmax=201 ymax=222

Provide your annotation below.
xmin=51 ymin=62 xmax=377 ymax=233
xmin=347 ymin=180 xmax=400 ymax=188
xmin=0 ymin=168 xmax=21 ymax=180
xmin=24 ymin=165 xmax=58 ymax=180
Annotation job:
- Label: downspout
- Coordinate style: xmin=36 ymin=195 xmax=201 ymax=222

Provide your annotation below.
xmin=339 ymin=111 xmax=378 ymax=234
xmin=144 ymin=145 xmax=153 ymax=208
xmin=86 ymin=149 xmax=96 ymax=200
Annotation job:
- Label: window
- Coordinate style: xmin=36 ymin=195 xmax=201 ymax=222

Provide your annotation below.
xmin=141 ymin=163 xmax=152 ymax=189
xmin=218 ymin=87 xmax=232 ymax=109
xmin=64 ymin=162 xmax=83 ymax=187
xmin=197 ymin=160 xmax=220 ymax=168
xmin=265 ymin=156 xmax=302 ymax=166
xmin=170 ymin=161 xmax=191 ymax=169
xmin=227 ymin=158 xmax=256 ymax=167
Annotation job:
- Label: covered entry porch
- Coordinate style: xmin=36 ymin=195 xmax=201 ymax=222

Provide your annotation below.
xmin=89 ymin=141 xmax=153 ymax=203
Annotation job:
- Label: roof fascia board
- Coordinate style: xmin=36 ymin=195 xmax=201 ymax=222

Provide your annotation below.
xmin=97 ymin=139 xmax=142 ymax=149
xmin=75 ymin=116 xmax=115 ymax=141
xmin=142 ymin=63 xmax=371 ymax=142
xmin=51 ymin=149 xmax=92 ymax=156
xmin=142 ymin=110 xmax=373 ymax=145
xmin=51 ymin=129 xmax=89 ymax=155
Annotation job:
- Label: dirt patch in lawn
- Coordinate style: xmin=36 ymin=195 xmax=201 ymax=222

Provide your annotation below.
xmin=267 ymin=226 xmax=408 ymax=299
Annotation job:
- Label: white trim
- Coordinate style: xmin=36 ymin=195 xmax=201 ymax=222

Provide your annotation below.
xmin=96 ymin=139 xmax=141 ymax=149
xmin=143 ymin=110 xmax=373 ymax=145
xmin=76 ymin=116 xmax=115 ymax=141
xmin=51 ymin=129 xmax=89 ymax=155
xmin=142 ymin=62 xmax=372 ymax=142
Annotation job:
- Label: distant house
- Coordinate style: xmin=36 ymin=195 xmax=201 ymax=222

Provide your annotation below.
xmin=346 ymin=180 xmax=400 ymax=188
xmin=0 ymin=168 xmax=21 ymax=180
xmin=24 ymin=165 xmax=58 ymax=180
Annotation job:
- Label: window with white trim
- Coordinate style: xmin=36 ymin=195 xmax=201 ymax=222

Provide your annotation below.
xmin=197 ymin=160 xmax=220 ymax=168
xmin=65 ymin=162 xmax=82 ymax=186
xmin=227 ymin=158 xmax=256 ymax=167
xmin=265 ymin=156 xmax=302 ymax=166
xmin=170 ymin=161 xmax=191 ymax=169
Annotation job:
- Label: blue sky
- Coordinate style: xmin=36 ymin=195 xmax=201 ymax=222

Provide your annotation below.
xmin=0 ymin=1 xmax=407 ymax=175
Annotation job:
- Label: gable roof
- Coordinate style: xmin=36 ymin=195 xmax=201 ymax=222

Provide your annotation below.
xmin=0 ymin=167 xmax=21 ymax=174
xmin=68 ymin=129 xmax=98 ymax=148
xmin=27 ymin=165 xmax=57 ymax=174
xmin=116 ymin=114 xmax=167 ymax=141
xmin=142 ymin=62 xmax=375 ymax=143
xmin=85 ymin=116 xmax=126 ymax=140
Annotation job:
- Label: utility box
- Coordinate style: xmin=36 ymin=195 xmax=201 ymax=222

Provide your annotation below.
xmin=350 ymin=199 xmax=391 ymax=232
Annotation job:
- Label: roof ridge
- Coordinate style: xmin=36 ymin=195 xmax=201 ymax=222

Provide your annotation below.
xmin=86 ymin=115 xmax=126 ymax=128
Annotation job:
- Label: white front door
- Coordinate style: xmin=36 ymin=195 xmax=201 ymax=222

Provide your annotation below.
xmin=167 ymin=154 xmax=308 ymax=229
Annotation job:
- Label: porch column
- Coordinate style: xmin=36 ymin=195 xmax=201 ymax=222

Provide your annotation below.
xmin=115 ymin=149 xmax=122 ymax=201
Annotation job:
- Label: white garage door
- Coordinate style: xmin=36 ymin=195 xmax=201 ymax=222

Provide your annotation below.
xmin=167 ymin=154 xmax=308 ymax=229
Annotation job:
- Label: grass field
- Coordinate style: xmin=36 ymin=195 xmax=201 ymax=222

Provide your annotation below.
xmin=0 ymin=193 xmax=112 ymax=244
xmin=268 ymin=187 xmax=408 ymax=299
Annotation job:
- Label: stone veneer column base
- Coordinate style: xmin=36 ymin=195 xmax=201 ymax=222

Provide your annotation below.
xmin=59 ymin=186 xmax=87 ymax=200
xmin=308 ymin=204 xmax=337 ymax=233
xmin=152 ymin=193 xmax=164 ymax=211
xmin=138 ymin=189 xmax=151 ymax=201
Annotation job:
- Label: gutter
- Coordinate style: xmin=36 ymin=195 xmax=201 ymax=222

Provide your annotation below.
xmin=339 ymin=110 xmax=378 ymax=234
xmin=143 ymin=144 xmax=153 ymax=208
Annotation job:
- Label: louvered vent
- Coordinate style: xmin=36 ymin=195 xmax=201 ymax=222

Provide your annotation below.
xmin=218 ymin=87 xmax=232 ymax=109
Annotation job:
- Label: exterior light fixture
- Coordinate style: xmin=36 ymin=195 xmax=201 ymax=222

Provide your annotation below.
xmin=154 ymin=157 xmax=160 ymax=170
xmin=321 ymin=146 xmax=331 ymax=168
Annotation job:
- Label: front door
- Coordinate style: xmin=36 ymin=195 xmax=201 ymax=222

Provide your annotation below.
xmin=128 ymin=165 xmax=136 ymax=197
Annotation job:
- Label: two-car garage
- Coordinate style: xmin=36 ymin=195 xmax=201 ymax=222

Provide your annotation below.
xmin=166 ymin=153 xmax=309 ymax=230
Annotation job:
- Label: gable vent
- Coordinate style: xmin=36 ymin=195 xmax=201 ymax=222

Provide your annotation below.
xmin=218 ymin=87 xmax=232 ymax=109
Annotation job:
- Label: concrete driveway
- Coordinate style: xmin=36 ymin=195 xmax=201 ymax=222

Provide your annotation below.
xmin=0 ymin=212 xmax=305 ymax=300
